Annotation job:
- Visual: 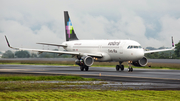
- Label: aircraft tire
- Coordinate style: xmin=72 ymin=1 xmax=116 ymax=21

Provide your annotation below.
xmin=128 ymin=67 xmax=131 ymax=72
xmin=80 ymin=66 xmax=84 ymax=71
xmin=121 ymin=65 xmax=124 ymax=71
xmin=116 ymin=65 xmax=120 ymax=71
xmin=130 ymin=67 xmax=133 ymax=72
xmin=85 ymin=66 xmax=89 ymax=71
xmin=128 ymin=67 xmax=133 ymax=72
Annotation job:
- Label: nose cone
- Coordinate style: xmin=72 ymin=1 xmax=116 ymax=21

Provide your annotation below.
xmin=136 ymin=49 xmax=144 ymax=60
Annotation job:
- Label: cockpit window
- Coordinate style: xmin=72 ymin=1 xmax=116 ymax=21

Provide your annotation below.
xmin=134 ymin=46 xmax=138 ymax=48
xmin=127 ymin=45 xmax=142 ymax=49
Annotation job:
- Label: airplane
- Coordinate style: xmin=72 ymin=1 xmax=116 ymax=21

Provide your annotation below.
xmin=5 ymin=11 xmax=175 ymax=72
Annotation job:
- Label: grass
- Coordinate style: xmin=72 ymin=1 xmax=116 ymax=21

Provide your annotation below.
xmin=0 ymin=90 xmax=179 ymax=101
xmin=0 ymin=74 xmax=179 ymax=100
xmin=0 ymin=60 xmax=180 ymax=70
xmin=0 ymin=74 xmax=99 ymax=81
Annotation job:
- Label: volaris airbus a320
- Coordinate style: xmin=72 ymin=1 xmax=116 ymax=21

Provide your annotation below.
xmin=5 ymin=11 xmax=175 ymax=72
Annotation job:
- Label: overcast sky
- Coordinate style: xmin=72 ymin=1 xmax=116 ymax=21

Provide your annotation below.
xmin=0 ymin=0 xmax=180 ymax=52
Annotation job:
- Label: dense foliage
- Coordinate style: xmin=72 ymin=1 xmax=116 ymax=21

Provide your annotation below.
xmin=175 ymin=41 xmax=180 ymax=58
xmin=1 ymin=50 xmax=14 ymax=58
xmin=1 ymin=50 xmax=71 ymax=58
xmin=15 ymin=50 xmax=30 ymax=58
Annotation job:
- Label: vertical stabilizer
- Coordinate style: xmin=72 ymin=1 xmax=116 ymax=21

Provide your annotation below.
xmin=64 ymin=11 xmax=78 ymax=41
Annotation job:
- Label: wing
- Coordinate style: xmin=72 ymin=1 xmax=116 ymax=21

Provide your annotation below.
xmin=144 ymin=36 xmax=175 ymax=54
xmin=5 ymin=36 xmax=102 ymax=58
xmin=36 ymin=42 xmax=67 ymax=47
xmin=144 ymin=48 xmax=175 ymax=54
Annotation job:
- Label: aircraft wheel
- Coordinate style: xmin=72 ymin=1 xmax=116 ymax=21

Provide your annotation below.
xmin=128 ymin=67 xmax=131 ymax=72
xmin=80 ymin=66 xmax=84 ymax=71
xmin=85 ymin=66 xmax=89 ymax=71
xmin=116 ymin=65 xmax=120 ymax=71
xmin=121 ymin=65 xmax=124 ymax=71
xmin=130 ymin=67 xmax=133 ymax=72
xmin=128 ymin=67 xmax=133 ymax=72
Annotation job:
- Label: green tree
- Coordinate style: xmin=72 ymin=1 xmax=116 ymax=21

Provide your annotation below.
xmin=31 ymin=53 xmax=37 ymax=58
xmin=171 ymin=53 xmax=177 ymax=59
xmin=2 ymin=50 xmax=14 ymax=58
xmin=38 ymin=53 xmax=54 ymax=58
xmin=145 ymin=53 xmax=159 ymax=59
xmin=174 ymin=41 xmax=180 ymax=58
xmin=15 ymin=50 xmax=30 ymax=58
xmin=159 ymin=52 xmax=169 ymax=59
xmin=38 ymin=49 xmax=64 ymax=58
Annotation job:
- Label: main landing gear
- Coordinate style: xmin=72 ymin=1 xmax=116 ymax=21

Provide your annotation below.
xmin=116 ymin=62 xmax=124 ymax=71
xmin=116 ymin=65 xmax=124 ymax=71
xmin=80 ymin=66 xmax=89 ymax=71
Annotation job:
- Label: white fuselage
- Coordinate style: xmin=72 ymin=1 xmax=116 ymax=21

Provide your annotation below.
xmin=62 ymin=40 xmax=144 ymax=62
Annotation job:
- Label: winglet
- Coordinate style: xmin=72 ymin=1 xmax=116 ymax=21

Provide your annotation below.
xmin=5 ymin=35 xmax=11 ymax=48
xmin=172 ymin=36 xmax=175 ymax=48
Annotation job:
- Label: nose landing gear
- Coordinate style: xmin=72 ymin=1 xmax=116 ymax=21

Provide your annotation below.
xmin=128 ymin=67 xmax=133 ymax=72
xmin=128 ymin=61 xmax=133 ymax=72
xmin=116 ymin=61 xmax=133 ymax=72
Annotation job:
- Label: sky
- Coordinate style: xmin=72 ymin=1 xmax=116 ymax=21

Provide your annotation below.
xmin=0 ymin=0 xmax=180 ymax=52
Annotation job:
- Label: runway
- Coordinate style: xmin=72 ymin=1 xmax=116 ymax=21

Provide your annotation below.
xmin=0 ymin=64 xmax=180 ymax=90
xmin=1 ymin=58 xmax=180 ymax=64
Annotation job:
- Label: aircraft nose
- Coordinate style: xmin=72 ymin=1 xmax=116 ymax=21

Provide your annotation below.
xmin=136 ymin=49 xmax=144 ymax=59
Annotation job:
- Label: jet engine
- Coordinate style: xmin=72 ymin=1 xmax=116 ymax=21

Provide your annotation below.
xmin=75 ymin=56 xmax=94 ymax=67
xmin=132 ymin=57 xmax=148 ymax=67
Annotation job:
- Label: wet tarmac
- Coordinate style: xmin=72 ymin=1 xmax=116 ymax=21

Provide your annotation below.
xmin=1 ymin=58 xmax=180 ymax=64
xmin=0 ymin=64 xmax=180 ymax=90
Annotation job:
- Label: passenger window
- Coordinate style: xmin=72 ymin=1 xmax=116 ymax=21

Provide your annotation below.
xmin=128 ymin=45 xmax=142 ymax=49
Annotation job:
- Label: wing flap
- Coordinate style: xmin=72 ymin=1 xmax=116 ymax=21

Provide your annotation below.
xmin=36 ymin=43 xmax=67 ymax=47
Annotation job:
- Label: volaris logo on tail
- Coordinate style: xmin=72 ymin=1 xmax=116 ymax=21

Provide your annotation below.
xmin=66 ymin=18 xmax=73 ymax=38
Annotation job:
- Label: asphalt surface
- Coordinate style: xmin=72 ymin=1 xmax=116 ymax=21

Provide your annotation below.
xmin=0 ymin=64 xmax=180 ymax=90
xmin=1 ymin=58 xmax=180 ymax=64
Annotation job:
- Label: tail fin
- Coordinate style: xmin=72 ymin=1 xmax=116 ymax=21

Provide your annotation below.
xmin=64 ymin=11 xmax=78 ymax=41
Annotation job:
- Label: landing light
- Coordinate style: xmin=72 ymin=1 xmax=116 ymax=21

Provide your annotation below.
xmin=93 ymin=57 xmax=98 ymax=60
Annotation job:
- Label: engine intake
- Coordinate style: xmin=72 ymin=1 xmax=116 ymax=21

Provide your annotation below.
xmin=75 ymin=56 xmax=94 ymax=67
xmin=132 ymin=57 xmax=148 ymax=67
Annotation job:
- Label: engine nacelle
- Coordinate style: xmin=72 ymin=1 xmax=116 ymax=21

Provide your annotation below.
xmin=75 ymin=56 xmax=94 ymax=67
xmin=132 ymin=57 xmax=148 ymax=67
